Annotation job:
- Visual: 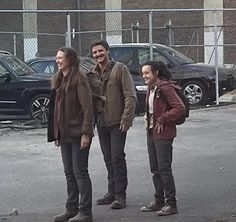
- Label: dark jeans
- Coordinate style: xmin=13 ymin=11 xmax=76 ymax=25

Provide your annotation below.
xmin=97 ymin=124 xmax=127 ymax=197
xmin=147 ymin=132 xmax=176 ymax=204
xmin=60 ymin=140 xmax=92 ymax=215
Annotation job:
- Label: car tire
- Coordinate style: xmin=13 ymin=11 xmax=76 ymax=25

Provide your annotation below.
xmin=182 ymin=80 xmax=207 ymax=106
xmin=28 ymin=94 xmax=50 ymax=123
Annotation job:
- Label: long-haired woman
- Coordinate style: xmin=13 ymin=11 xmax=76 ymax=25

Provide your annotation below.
xmin=48 ymin=47 xmax=94 ymax=222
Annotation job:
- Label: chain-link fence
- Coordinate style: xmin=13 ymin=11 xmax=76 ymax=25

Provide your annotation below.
xmin=0 ymin=9 xmax=236 ymax=66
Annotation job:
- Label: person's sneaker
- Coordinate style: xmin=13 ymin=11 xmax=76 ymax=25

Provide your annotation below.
xmin=69 ymin=212 xmax=93 ymax=222
xmin=110 ymin=196 xmax=126 ymax=209
xmin=140 ymin=201 xmax=164 ymax=212
xmin=156 ymin=204 xmax=178 ymax=216
xmin=96 ymin=192 xmax=115 ymax=205
xmin=53 ymin=209 xmax=78 ymax=222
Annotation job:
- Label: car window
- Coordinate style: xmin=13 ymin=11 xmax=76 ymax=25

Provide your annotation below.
xmin=162 ymin=48 xmax=194 ymax=65
xmin=110 ymin=47 xmax=133 ymax=66
xmin=1 ymin=55 xmax=34 ymax=76
xmin=0 ymin=64 xmax=10 ymax=81
xmin=31 ymin=61 xmax=55 ymax=74
xmin=0 ymin=64 xmax=8 ymax=76
xmin=138 ymin=48 xmax=169 ymax=65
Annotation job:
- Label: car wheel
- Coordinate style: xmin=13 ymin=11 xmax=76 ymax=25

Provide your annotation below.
xmin=29 ymin=94 xmax=50 ymax=123
xmin=182 ymin=80 xmax=207 ymax=106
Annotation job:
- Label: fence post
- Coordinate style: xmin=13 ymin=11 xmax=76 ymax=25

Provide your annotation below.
xmin=131 ymin=23 xmax=134 ymax=43
xmin=136 ymin=21 xmax=140 ymax=43
xmin=167 ymin=19 xmax=172 ymax=45
xmin=214 ymin=10 xmax=219 ymax=106
xmin=66 ymin=13 xmax=72 ymax=47
xmin=13 ymin=34 xmax=17 ymax=56
xmin=149 ymin=10 xmax=153 ymax=60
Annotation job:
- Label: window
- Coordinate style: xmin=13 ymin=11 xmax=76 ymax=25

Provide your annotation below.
xmin=0 ymin=64 xmax=9 ymax=79
xmin=31 ymin=61 xmax=55 ymax=74
xmin=138 ymin=48 xmax=169 ymax=65
xmin=110 ymin=47 xmax=133 ymax=66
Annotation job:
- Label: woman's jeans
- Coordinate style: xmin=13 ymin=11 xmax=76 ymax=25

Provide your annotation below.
xmin=60 ymin=140 xmax=92 ymax=215
xmin=147 ymin=132 xmax=176 ymax=204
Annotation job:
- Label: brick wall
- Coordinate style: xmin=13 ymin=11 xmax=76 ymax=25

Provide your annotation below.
xmin=0 ymin=1 xmax=24 ymax=59
xmin=1 ymin=0 xmax=236 ymax=64
xmin=122 ymin=0 xmax=204 ymax=61
xmin=223 ymin=0 xmax=236 ymax=64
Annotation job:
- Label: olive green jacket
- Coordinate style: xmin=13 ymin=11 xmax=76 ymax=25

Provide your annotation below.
xmin=91 ymin=61 xmax=137 ymax=128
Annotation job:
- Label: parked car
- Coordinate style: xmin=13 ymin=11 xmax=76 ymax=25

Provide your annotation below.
xmin=26 ymin=56 xmax=96 ymax=74
xmin=0 ymin=52 xmax=95 ymax=123
xmin=27 ymin=56 xmax=147 ymax=115
xmin=0 ymin=51 xmax=51 ymax=123
xmin=108 ymin=43 xmax=236 ymax=106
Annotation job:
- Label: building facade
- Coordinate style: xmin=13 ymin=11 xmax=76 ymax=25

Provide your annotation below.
xmin=0 ymin=0 xmax=236 ymax=65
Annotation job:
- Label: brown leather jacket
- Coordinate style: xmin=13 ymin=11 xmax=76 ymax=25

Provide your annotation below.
xmin=146 ymin=80 xmax=185 ymax=139
xmin=91 ymin=61 xmax=137 ymax=128
xmin=47 ymin=71 xmax=94 ymax=142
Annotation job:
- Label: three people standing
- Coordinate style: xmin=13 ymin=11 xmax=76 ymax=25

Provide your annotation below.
xmin=48 ymin=43 xmax=184 ymax=221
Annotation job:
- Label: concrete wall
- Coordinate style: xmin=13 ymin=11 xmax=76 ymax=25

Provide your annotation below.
xmin=23 ymin=0 xmax=37 ymax=61
xmin=204 ymin=0 xmax=224 ymax=66
xmin=105 ymin=0 xmax=122 ymax=44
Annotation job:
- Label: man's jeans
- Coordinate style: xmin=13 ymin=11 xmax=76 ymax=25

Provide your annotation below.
xmin=147 ymin=132 xmax=176 ymax=204
xmin=97 ymin=124 xmax=127 ymax=197
xmin=61 ymin=140 xmax=92 ymax=215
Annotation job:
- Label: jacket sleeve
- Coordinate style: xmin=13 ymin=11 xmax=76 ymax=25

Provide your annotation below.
xmin=157 ymin=85 xmax=185 ymax=124
xmin=76 ymin=74 xmax=94 ymax=138
xmin=119 ymin=64 xmax=137 ymax=127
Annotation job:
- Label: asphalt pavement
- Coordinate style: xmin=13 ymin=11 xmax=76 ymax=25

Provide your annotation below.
xmin=0 ymin=104 xmax=236 ymax=222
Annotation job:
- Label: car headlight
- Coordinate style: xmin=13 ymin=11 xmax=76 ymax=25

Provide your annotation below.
xmin=136 ymin=85 xmax=147 ymax=91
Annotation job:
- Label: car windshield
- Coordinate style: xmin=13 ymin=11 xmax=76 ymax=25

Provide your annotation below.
xmin=2 ymin=55 xmax=35 ymax=76
xmin=156 ymin=46 xmax=194 ymax=65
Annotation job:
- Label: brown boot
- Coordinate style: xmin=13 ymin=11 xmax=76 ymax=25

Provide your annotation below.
xmin=96 ymin=192 xmax=115 ymax=205
xmin=140 ymin=200 xmax=165 ymax=212
xmin=53 ymin=209 xmax=78 ymax=222
xmin=69 ymin=212 xmax=93 ymax=222
xmin=110 ymin=196 xmax=126 ymax=209
xmin=156 ymin=204 xmax=178 ymax=216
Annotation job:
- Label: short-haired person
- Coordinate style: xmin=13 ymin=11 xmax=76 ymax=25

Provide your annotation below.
xmin=90 ymin=40 xmax=137 ymax=209
xmin=140 ymin=61 xmax=185 ymax=216
xmin=47 ymin=47 xmax=94 ymax=222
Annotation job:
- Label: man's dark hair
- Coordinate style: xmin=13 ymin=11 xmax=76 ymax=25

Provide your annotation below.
xmin=90 ymin=39 xmax=110 ymax=53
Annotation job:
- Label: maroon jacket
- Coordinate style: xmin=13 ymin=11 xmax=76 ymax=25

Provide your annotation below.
xmin=146 ymin=80 xmax=185 ymax=139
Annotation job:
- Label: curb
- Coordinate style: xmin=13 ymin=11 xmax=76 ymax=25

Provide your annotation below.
xmin=219 ymin=89 xmax=236 ymax=103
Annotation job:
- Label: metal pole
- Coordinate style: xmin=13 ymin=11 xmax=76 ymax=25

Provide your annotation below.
xmin=196 ymin=28 xmax=199 ymax=62
xmin=214 ymin=11 xmax=219 ymax=106
xmin=13 ymin=34 xmax=17 ymax=56
xmin=168 ymin=19 xmax=172 ymax=45
xmin=149 ymin=11 xmax=153 ymax=60
xmin=131 ymin=23 xmax=134 ymax=43
xmin=66 ymin=13 xmax=71 ymax=47
xmin=136 ymin=21 xmax=140 ymax=43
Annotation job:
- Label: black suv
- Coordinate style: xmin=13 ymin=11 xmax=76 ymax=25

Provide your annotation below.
xmin=0 ymin=51 xmax=51 ymax=122
xmin=0 ymin=52 xmax=98 ymax=123
xmin=109 ymin=43 xmax=236 ymax=106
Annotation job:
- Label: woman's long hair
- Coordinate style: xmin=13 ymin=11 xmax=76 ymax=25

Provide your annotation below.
xmin=141 ymin=60 xmax=172 ymax=80
xmin=51 ymin=47 xmax=83 ymax=92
